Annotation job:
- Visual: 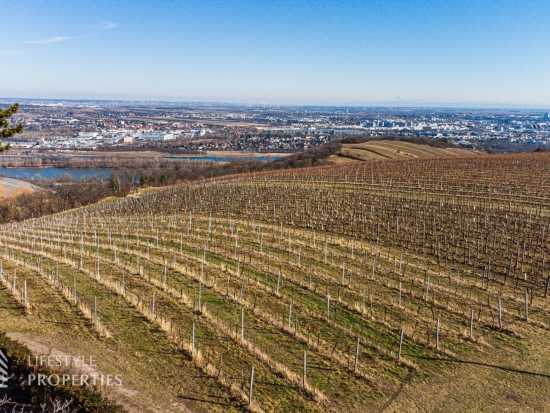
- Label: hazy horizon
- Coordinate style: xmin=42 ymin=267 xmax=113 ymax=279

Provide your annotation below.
xmin=2 ymin=97 xmax=549 ymax=111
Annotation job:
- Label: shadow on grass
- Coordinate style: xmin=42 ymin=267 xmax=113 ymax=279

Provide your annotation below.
xmin=377 ymin=379 xmax=408 ymax=413
xmin=38 ymin=319 xmax=80 ymax=325
xmin=255 ymin=379 xmax=291 ymax=389
xmin=410 ymin=355 xmax=550 ymax=378
xmin=177 ymin=394 xmax=238 ymax=407
xmin=288 ymin=362 xmax=337 ymax=371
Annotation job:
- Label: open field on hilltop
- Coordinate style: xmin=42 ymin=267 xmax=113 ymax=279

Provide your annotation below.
xmin=331 ymin=140 xmax=474 ymax=163
xmin=0 ymin=177 xmax=41 ymax=198
xmin=2 ymin=152 xmax=550 ymax=411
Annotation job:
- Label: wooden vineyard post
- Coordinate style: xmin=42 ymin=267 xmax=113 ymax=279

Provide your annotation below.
xmin=525 ymin=292 xmax=529 ymax=321
xmin=192 ymin=322 xmax=195 ymax=356
xmin=152 ymin=292 xmax=156 ymax=319
xmin=73 ymin=277 xmax=77 ymax=305
xmin=23 ymin=280 xmax=27 ymax=308
xmin=341 ymin=262 xmax=345 ymax=285
xmin=94 ymin=296 xmax=97 ymax=326
xmin=239 ymin=275 xmax=245 ymax=302
xmin=354 ymin=337 xmax=360 ymax=372
xmin=398 ymin=329 xmax=404 ymax=361
xmin=96 ymin=254 xmax=100 ymax=280
xmin=436 ymin=318 xmax=440 ymax=349
xmin=303 ymin=350 xmax=307 ymax=388
xmin=470 ymin=309 xmax=474 ymax=338
xmin=249 ymin=365 xmax=254 ymax=406
xmin=327 ymin=293 xmax=331 ymax=319
xmin=498 ymin=299 xmax=502 ymax=329
xmin=398 ymin=282 xmax=402 ymax=307
xmin=425 ymin=276 xmax=430 ymax=300
xmin=241 ymin=308 xmax=244 ymax=342
xmin=288 ymin=303 xmax=292 ymax=331
xmin=198 ymin=282 xmax=202 ymax=313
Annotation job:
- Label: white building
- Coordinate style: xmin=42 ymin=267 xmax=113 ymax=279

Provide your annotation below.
xmin=78 ymin=132 xmax=99 ymax=138
xmin=139 ymin=132 xmax=174 ymax=141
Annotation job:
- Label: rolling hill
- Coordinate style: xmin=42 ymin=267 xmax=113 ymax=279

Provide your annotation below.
xmin=0 ymin=177 xmax=41 ymax=199
xmin=1 ymin=152 xmax=550 ymax=412
xmin=332 ymin=139 xmax=474 ymax=163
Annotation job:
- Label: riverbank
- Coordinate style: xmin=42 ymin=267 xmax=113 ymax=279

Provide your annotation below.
xmin=0 ymin=167 xmax=114 ymax=180
xmin=0 ymin=150 xmax=287 ymax=169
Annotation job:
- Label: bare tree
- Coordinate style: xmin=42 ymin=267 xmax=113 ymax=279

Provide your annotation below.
xmin=40 ymin=398 xmax=76 ymax=413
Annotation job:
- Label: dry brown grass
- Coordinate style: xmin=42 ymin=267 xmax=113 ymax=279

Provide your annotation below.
xmin=332 ymin=140 xmax=474 ymax=163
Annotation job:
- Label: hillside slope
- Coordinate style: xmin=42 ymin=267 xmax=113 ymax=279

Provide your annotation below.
xmin=0 ymin=177 xmax=40 ymax=198
xmin=332 ymin=139 xmax=473 ymax=163
xmin=1 ymin=152 xmax=550 ymax=412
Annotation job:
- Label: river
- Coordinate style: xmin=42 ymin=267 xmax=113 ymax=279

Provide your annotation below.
xmin=0 ymin=168 xmax=114 ymax=180
xmin=0 ymin=155 xmax=281 ymax=180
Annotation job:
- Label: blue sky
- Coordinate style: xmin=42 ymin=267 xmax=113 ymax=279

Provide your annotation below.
xmin=1 ymin=0 xmax=550 ymax=106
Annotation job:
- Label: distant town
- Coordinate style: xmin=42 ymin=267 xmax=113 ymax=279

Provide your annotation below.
xmin=2 ymin=98 xmax=550 ymax=153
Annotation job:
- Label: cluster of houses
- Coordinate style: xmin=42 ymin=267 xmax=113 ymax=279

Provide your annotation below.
xmin=10 ymin=129 xmax=209 ymax=149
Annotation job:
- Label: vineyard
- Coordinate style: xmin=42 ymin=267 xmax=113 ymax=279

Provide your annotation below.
xmin=335 ymin=140 xmax=473 ymax=162
xmin=2 ymin=152 xmax=550 ymax=412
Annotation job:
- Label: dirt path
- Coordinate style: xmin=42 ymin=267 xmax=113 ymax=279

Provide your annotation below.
xmin=6 ymin=333 xmax=186 ymax=413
